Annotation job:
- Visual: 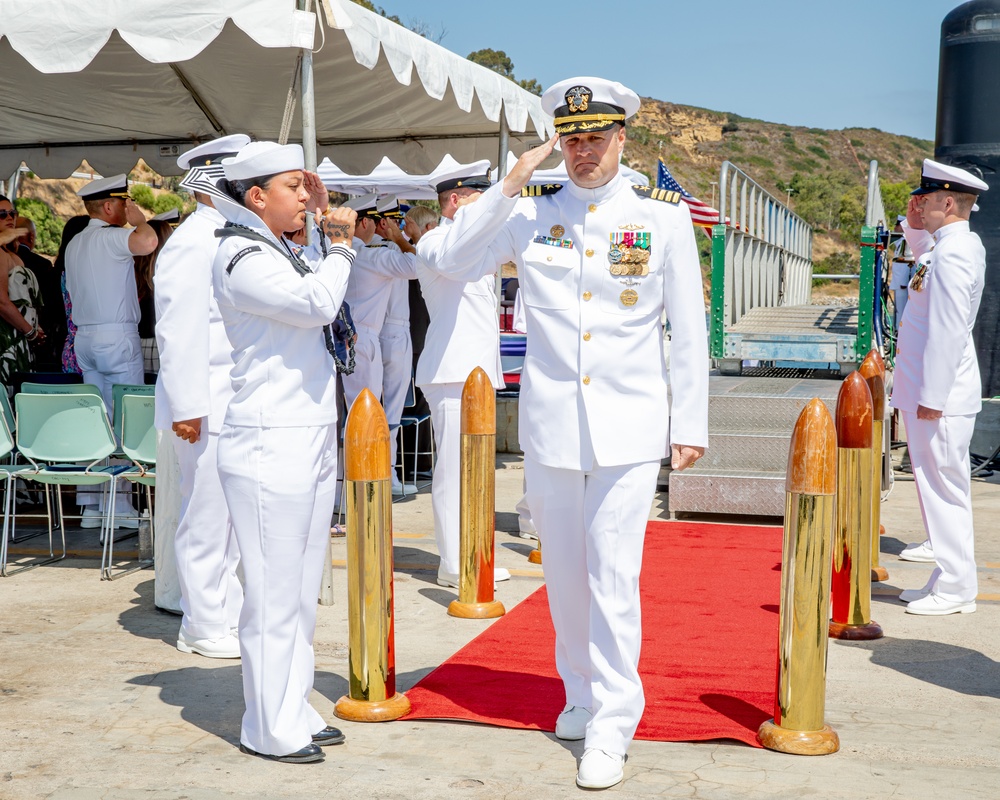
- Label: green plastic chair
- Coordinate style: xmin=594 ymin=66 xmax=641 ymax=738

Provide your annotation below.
xmin=12 ymin=393 xmax=125 ymax=578
xmin=0 ymin=414 xmax=19 ymax=576
xmin=112 ymin=384 xmax=154 ymax=444
xmin=106 ymin=394 xmax=156 ymax=580
xmin=21 ymin=382 xmax=102 ymax=397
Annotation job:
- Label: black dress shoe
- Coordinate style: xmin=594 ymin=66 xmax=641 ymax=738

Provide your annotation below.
xmin=239 ymin=742 xmax=324 ymax=763
xmin=312 ymin=726 xmax=346 ymax=746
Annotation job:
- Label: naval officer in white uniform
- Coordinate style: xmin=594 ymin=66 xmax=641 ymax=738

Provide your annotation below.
xmin=212 ymin=141 xmax=357 ymax=764
xmin=154 ymin=135 xmax=250 ymax=659
xmin=67 ymin=174 xmax=159 ymax=526
xmin=424 ymin=77 xmax=709 ymax=790
xmin=415 ymin=162 xmax=513 ymax=590
xmin=340 ymin=194 xmax=418 ymax=413
xmin=891 ymin=159 xmax=988 ymax=616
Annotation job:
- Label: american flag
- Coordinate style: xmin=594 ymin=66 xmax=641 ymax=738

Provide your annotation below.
xmin=656 ymin=160 xmax=723 ymax=227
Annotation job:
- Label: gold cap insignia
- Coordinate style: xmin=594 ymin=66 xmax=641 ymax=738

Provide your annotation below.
xmin=565 ymin=86 xmax=591 ymax=114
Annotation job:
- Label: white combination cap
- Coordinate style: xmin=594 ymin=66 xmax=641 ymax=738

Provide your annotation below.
xmin=429 ymin=157 xmax=492 ymax=194
xmin=177 ymin=134 xmax=252 ymax=170
xmin=344 ymin=192 xmax=380 ymax=218
xmin=541 ymin=77 xmax=641 ymax=136
xmin=912 ymin=158 xmax=989 ymax=196
xmin=222 ymin=142 xmax=304 ymax=182
xmin=77 ymin=173 xmax=129 ymax=200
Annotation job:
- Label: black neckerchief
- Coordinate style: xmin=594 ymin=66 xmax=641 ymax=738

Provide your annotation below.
xmin=215 ymin=223 xmax=355 ymax=374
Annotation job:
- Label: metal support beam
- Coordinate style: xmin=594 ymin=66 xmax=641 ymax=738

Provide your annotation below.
xmin=495 ymin=108 xmax=510 ymax=314
xmin=169 ymin=64 xmax=225 ymax=135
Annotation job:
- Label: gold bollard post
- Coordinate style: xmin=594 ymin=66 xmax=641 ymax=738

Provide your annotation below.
xmin=335 ymin=389 xmax=411 ymax=722
xmin=758 ymin=398 xmax=840 ymax=755
xmin=448 ymin=368 xmax=506 ymax=620
xmin=829 ymin=372 xmax=883 ymax=641
xmin=859 ymin=352 xmax=888 ymax=583
xmin=528 ymin=540 xmax=542 ymax=565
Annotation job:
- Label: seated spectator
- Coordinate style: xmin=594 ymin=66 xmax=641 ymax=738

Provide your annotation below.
xmin=16 ymin=215 xmax=65 ymax=370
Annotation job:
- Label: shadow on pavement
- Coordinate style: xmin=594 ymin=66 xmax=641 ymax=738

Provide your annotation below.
xmin=118 ymin=577 xmax=184 ymax=647
xmin=838 ymin=636 xmax=1000 ymax=699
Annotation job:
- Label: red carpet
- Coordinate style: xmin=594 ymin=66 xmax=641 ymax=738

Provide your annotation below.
xmin=403 ymin=520 xmax=783 ymax=747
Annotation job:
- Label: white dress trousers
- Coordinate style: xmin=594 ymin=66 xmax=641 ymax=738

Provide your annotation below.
xmin=341 ymin=327 xmax=383 ymax=414
xmin=217 ymin=423 xmax=337 ymax=755
xmin=173 ymin=430 xmax=242 ymax=640
xmin=421 ymin=382 xmax=464 ymax=576
xmin=379 ymin=319 xmax=412 ymax=470
xmin=901 ymin=410 xmax=978 ymax=602
xmin=525 ymin=456 xmax=660 ymax=755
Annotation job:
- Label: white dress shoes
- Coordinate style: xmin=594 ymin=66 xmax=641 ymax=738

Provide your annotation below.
xmin=391 ymin=477 xmax=417 ymax=497
xmin=898 ymin=586 xmax=932 ymax=603
xmin=576 ymin=748 xmax=625 ymax=790
xmin=436 ymin=567 xmax=511 ymax=588
xmin=554 ymin=704 xmax=591 ymax=740
xmin=177 ymin=628 xmax=242 ymax=658
xmin=899 ymin=540 xmax=935 ymax=563
xmin=905 ymin=592 xmax=976 ymax=616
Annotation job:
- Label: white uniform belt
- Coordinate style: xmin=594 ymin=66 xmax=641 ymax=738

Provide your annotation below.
xmin=76 ymin=322 xmax=139 ymax=333
xmin=383 ymin=318 xmax=409 ymax=328
xmin=355 ymin=323 xmax=380 ymax=336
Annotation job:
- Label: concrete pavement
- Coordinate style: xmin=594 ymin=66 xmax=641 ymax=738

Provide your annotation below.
xmin=1 ymin=456 xmax=999 ymax=799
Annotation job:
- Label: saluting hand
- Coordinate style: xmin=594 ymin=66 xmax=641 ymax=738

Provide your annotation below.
xmin=906 ymin=196 xmax=925 ymax=231
xmin=501 ymin=134 xmax=559 ymax=198
xmin=0 ymin=227 xmax=28 ymax=247
xmin=303 ymin=171 xmax=330 ymax=217
xmin=124 ymin=198 xmax=147 ymax=228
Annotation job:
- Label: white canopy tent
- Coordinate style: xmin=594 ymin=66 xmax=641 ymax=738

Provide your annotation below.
xmin=0 ymin=0 xmax=552 ymax=180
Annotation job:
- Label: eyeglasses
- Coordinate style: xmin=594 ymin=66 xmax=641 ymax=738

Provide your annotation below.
xmin=0 ymin=210 xmax=16 ymax=220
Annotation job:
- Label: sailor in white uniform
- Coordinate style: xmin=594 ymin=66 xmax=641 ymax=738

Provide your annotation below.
xmin=154 ymin=135 xmax=250 ymax=660
xmin=891 ymin=158 xmax=989 ymax=616
xmin=211 ymin=141 xmax=358 ymax=764
xmin=340 ymin=194 xmax=418 ymax=413
xmin=415 ymin=162 xmax=512 ymax=590
xmin=381 ymin=205 xmax=437 ymax=494
xmin=66 ymin=174 xmax=159 ymax=526
xmin=423 ymin=77 xmax=709 ymax=790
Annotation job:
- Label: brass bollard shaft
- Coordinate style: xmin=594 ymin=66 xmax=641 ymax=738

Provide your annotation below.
xmin=829 ymin=372 xmax=883 ymax=641
xmin=335 ymin=389 xmax=410 ymax=722
xmin=449 ymin=368 xmax=504 ymax=620
xmin=860 ymin=351 xmax=888 ymax=582
xmin=528 ymin=539 xmax=542 ymax=565
xmin=758 ymin=398 xmax=839 ymax=755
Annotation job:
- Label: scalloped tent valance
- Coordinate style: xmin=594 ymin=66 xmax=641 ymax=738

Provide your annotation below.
xmin=0 ymin=0 xmax=551 ymax=179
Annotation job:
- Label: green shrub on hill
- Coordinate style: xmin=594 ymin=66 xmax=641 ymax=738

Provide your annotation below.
xmin=13 ymin=197 xmax=63 ymax=256
xmin=131 ymin=184 xmax=155 ymax=210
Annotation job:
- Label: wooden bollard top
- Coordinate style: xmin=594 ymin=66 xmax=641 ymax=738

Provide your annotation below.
xmin=835 ymin=371 xmax=873 ymax=449
xmin=461 ymin=367 xmax=495 ymax=436
xmin=866 ymin=348 xmax=886 ymax=376
xmin=859 ymin=353 xmax=886 ymax=419
xmin=785 ymin=398 xmax=837 ymax=495
xmin=344 ymin=388 xmax=391 ymax=481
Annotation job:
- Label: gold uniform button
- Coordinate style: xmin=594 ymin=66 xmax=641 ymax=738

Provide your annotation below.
xmin=582 ymin=375 xmax=591 ymax=385
xmin=588 ymin=204 xmax=597 ymax=213
xmin=546 ymin=256 xmax=553 ymax=262
xmin=583 ymin=291 xmax=592 ymax=301
xmin=583 ymin=332 xmax=591 ymax=341
xmin=585 ymin=248 xmax=595 ymax=257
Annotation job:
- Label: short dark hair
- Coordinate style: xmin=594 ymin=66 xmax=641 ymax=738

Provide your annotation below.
xmin=222 ymin=173 xmax=277 ymax=207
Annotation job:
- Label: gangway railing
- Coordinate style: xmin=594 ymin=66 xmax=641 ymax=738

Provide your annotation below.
xmin=709 ymin=161 xmax=814 ymax=362
xmin=862 ymin=160 xmax=892 ymax=363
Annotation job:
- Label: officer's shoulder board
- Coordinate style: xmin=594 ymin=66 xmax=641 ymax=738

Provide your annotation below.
xmin=633 ymin=185 xmax=681 ymax=205
xmin=520 ymin=183 xmax=563 ymax=198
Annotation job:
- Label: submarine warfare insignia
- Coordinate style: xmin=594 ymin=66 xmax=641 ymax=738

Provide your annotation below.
xmin=608 ymin=230 xmax=651 ymax=276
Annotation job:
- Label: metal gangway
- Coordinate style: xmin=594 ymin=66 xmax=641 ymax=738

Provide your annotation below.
xmin=708 ymin=161 xmax=870 ymax=375
xmin=670 ymin=161 xmax=883 ymax=516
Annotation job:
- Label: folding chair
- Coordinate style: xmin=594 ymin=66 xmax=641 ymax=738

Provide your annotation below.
xmin=105 ymin=394 xmax=156 ymax=580
xmin=398 ymin=376 xmax=434 ymax=491
xmin=0 ymin=414 xmax=19 ymax=576
xmin=9 ymin=393 xmax=125 ymax=577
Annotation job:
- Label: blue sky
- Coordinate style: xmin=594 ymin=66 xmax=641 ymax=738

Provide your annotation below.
xmin=371 ymin=0 xmax=965 ymax=140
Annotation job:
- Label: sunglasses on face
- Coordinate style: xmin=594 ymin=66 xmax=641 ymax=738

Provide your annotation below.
xmin=0 ymin=210 xmax=16 ymax=220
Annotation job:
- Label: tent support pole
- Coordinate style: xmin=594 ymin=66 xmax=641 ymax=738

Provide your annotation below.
xmin=496 ymin=108 xmax=510 ymax=314
xmin=300 ymin=0 xmax=318 ymax=173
